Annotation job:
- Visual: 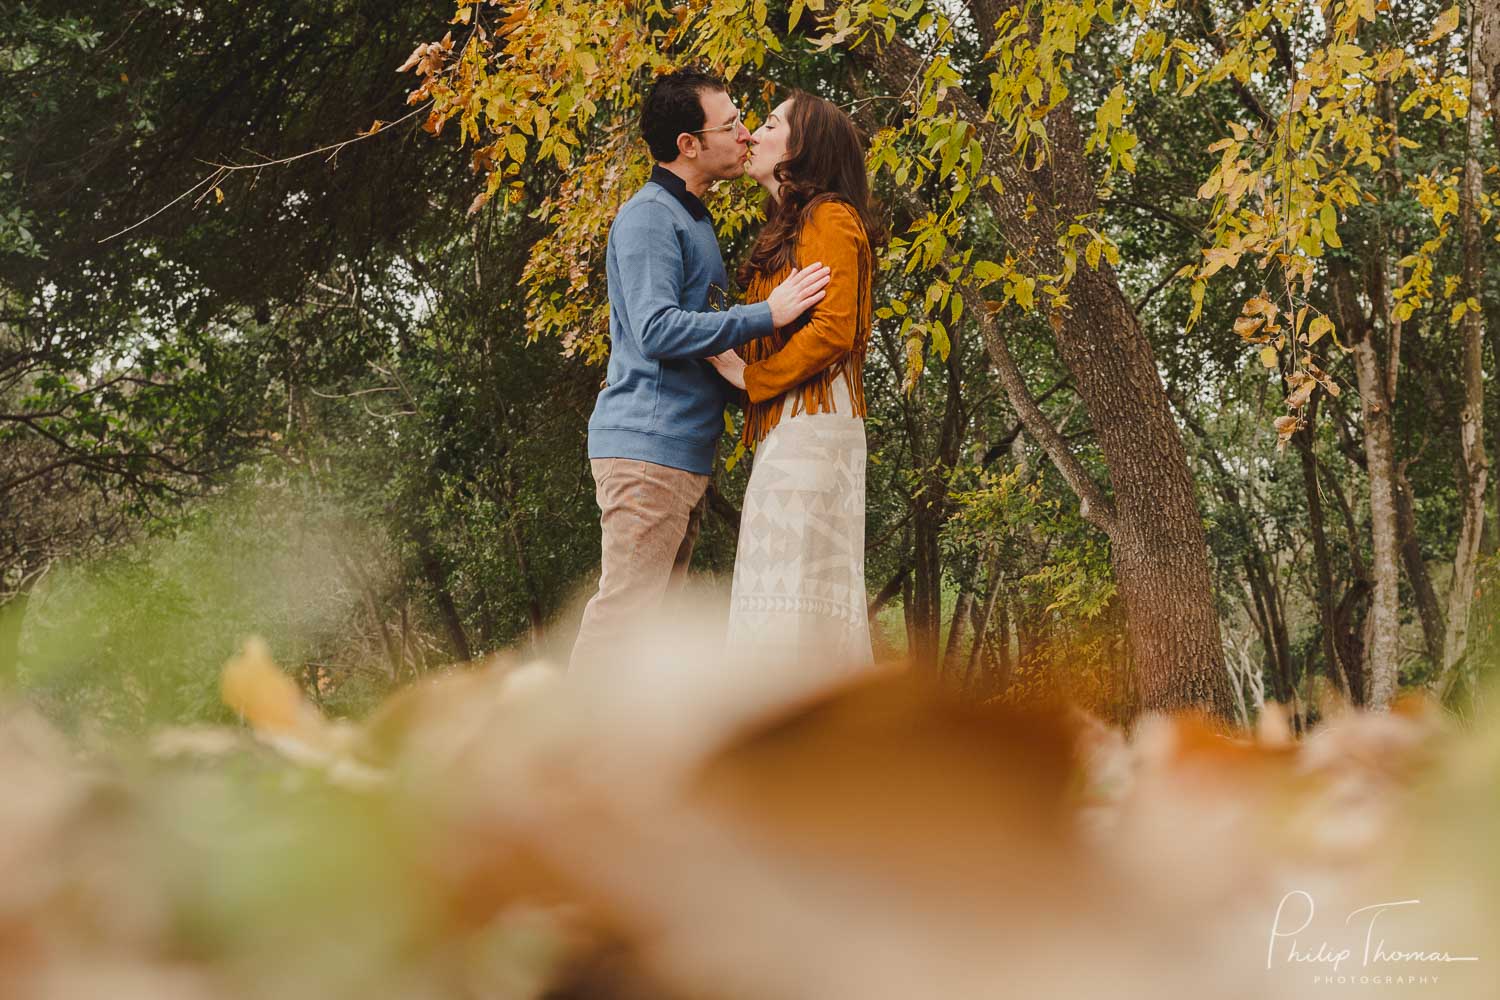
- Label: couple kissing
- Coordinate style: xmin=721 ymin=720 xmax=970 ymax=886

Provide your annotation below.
xmin=570 ymin=67 xmax=888 ymax=678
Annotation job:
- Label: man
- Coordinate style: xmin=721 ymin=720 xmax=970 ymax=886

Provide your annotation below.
xmin=569 ymin=68 xmax=830 ymax=672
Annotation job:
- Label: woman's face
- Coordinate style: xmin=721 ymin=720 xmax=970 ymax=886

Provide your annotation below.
xmin=746 ymin=98 xmax=794 ymax=190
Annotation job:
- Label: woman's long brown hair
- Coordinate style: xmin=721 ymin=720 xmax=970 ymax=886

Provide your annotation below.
xmin=737 ymin=92 xmax=887 ymax=288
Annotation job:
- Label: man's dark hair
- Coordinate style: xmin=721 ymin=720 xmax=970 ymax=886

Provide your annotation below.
xmin=640 ymin=68 xmax=727 ymax=163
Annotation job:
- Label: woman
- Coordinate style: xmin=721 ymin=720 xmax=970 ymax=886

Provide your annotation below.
xmin=708 ymin=91 xmax=886 ymax=670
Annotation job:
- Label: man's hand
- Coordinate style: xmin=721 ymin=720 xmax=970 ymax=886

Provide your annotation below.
xmin=765 ymin=263 xmax=831 ymax=328
xmin=708 ymin=349 xmax=747 ymax=390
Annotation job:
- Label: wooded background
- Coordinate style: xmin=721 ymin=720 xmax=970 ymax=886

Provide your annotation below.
xmin=2 ymin=0 xmax=1496 ymax=729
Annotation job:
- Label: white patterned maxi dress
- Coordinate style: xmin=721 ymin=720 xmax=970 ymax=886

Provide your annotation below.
xmin=725 ymin=375 xmax=874 ymax=672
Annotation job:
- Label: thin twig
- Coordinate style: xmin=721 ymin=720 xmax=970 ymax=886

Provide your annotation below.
xmin=308 ymin=385 xmax=403 ymax=400
xmin=99 ymin=102 xmax=432 ymax=245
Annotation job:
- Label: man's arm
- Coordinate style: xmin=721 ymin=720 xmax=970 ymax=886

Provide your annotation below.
xmin=614 ymin=201 xmax=774 ymax=361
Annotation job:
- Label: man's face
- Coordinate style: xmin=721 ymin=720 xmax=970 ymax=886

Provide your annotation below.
xmin=686 ymin=88 xmax=753 ymax=181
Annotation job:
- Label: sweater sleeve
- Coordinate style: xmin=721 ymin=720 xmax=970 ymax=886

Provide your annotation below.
xmin=612 ymin=199 xmax=774 ymax=361
xmin=743 ymin=202 xmax=866 ymax=404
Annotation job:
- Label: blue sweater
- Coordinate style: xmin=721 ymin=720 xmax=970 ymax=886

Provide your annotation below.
xmin=587 ymin=168 xmax=774 ymax=475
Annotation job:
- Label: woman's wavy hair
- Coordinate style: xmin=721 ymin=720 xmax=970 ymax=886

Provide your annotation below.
xmin=737 ymin=92 xmax=887 ymax=287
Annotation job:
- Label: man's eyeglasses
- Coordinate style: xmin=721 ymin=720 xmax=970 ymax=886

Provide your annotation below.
xmin=687 ymin=114 xmax=743 ymax=137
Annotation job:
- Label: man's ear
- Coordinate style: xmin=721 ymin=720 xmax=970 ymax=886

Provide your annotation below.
xmin=676 ymin=132 xmax=699 ymax=160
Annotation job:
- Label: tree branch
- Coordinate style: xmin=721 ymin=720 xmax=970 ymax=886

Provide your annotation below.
xmin=959 ymin=284 xmax=1117 ymax=535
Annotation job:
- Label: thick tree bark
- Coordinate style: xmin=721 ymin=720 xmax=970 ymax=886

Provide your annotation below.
xmin=863 ymin=31 xmax=1234 ymax=719
xmin=1436 ymin=0 xmax=1493 ymax=702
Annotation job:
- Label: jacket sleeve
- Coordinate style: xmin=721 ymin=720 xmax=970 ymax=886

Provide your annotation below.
xmin=743 ymin=202 xmax=865 ymax=404
xmin=612 ymin=200 xmax=774 ymax=361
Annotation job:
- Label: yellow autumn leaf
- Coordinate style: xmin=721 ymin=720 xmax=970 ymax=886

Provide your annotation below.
xmin=1012 ymin=276 xmax=1036 ymax=310
xmin=1286 ymin=376 xmax=1316 ymax=410
xmin=1233 ymin=315 xmax=1265 ymax=339
xmin=1096 ymin=83 xmax=1128 ymax=131
xmin=1423 ymin=6 xmax=1459 ymax=45
xmin=1307 ymin=315 xmax=1334 ymax=345
xmin=1202 ymin=246 xmax=1241 ymax=277
xmin=1259 ymin=345 xmax=1279 ymax=368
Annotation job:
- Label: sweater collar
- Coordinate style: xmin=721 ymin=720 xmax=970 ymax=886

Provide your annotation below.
xmin=650 ymin=165 xmax=709 ymax=221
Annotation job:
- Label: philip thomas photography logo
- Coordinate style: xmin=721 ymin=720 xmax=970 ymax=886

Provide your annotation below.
xmin=1266 ymin=890 xmax=1481 ymax=987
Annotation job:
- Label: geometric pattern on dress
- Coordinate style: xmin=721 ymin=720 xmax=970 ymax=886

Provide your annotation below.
xmin=727 ymin=378 xmax=874 ymax=674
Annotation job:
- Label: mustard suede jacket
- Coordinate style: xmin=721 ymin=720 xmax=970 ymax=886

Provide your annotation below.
xmin=738 ymin=198 xmax=875 ymax=446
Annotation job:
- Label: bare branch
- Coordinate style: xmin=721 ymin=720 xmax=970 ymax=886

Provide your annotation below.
xmin=98 ymin=103 xmax=431 ymax=245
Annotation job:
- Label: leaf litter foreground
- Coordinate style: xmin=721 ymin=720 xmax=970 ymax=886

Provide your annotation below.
xmin=1 ymin=610 xmax=1495 ymax=999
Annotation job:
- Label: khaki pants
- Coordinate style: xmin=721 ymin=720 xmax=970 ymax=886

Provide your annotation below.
xmin=569 ymin=458 xmax=709 ymax=673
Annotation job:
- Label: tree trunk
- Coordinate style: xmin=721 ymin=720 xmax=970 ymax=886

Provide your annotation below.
xmin=1394 ymin=465 xmax=1445 ymax=669
xmin=1327 ymin=258 xmax=1401 ymax=707
xmin=1349 ymin=341 xmax=1401 ymax=708
xmin=991 ymin=591 xmax=1013 ymax=695
xmin=1055 ymin=263 xmax=1231 ymax=709
xmin=868 ymin=563 xmax=912 ymax=621
xmin=910 ymin=501 xmax=943 ymax=665
xmin=907 ymin=329 xmax=969 ymax=667
xmin=1436 ymin=0 xmax=1493 ymax=702
xmin=1320 ymin=465 xmax=1373 ymax=705
xmin=1294 ymin=410 xmax=1354 ymax=697
xmin=864 ymin=32 xmax=1233 ymax=720
xmin=943 ymin=590 xmax=975 ymax=680
xmin=1242 ymin=555 xmax=1295 ymax=711
xmin=963 ymin=552 xmax=1004 ymax=693
xmin=899 ymin=516 xmax=917 ymax=659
